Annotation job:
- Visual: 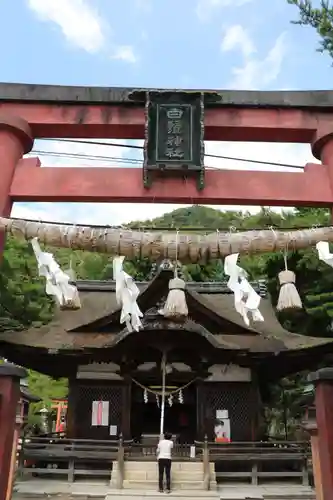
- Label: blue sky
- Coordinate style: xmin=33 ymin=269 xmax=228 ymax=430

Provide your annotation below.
xmin=1 ymin=0 xmax=332 ymax=225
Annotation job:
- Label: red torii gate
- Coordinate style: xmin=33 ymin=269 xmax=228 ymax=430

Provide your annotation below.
xmin=1 ymin=83 xmax=333 ymax=498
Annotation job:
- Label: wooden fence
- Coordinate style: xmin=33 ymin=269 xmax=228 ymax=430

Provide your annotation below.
xmin=18 ymin=436 xmax=120 ymax=482
xmin=204 ymin=440 xmax=311 ymax=486
xmin=18 ymin=435 xmax=312 ymax=488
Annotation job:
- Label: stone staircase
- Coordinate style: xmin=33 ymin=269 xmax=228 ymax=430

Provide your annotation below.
xmin=110 ymin=460 xmax=217 ymax=490
xmin=105 ymin=489 xmax=315 ymax=500
xmin=12 ymin=479 xmax=316 ymax=500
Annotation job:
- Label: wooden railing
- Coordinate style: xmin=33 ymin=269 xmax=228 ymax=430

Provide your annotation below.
xmin=18 ymin=435 xmax=120 ymax=482
xmin=18 ymin=436 xmax=312 ymax=488
xmin=198 ymin=439 xmax=312 ymax=487
xmin=125 ymin=441 xmax=195 ymax=460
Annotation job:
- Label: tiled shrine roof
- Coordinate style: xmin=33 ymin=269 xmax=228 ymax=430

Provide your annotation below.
xmin=0 ymin=269 xmax=331 ymax=355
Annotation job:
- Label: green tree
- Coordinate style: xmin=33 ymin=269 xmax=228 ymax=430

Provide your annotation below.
xmin=26 ymin=371 xmax=68 ymax=427
xmin=0 ymin=238 xmax=54 ymax=331
xmin=288 ymin=0 xmax=333 ymax=59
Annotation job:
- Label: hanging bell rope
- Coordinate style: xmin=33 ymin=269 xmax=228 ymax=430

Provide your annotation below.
xmin=3 ymin=216 xmax=333 ymax=262
xmin=276 ymin=244 xmax=302 ymax=312
xmin=162 ymin=231 xmax=188 ymax=321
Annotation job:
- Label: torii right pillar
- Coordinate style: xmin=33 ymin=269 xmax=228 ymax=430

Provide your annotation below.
xmin=308 ymin=368 xmax=333 ymax=500
xmin=313 ymin=129 xmax=333 ymax=222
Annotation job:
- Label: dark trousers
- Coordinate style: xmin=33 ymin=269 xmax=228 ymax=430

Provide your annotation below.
xmin=158 ymin=458 xmax=171 ymax=491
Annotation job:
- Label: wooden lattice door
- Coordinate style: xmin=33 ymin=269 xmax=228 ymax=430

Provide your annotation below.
xmin=75 ymin=381 xmax=123 ymax=440
xmin=201 ymin=382 xmax=256 ymax=441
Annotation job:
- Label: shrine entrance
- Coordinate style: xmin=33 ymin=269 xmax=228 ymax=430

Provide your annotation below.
xmin=130 ymin=380 xmax=197 ymax=443
xmin=3 ymin=82 xmax=333 ymax=498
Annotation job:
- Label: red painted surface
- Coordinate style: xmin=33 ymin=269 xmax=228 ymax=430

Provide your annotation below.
xmin=11 ymin=159 xmax=332 ymax=206
xmin=0 ymin=102 xmax=327 ymax=143
xmin=314 ymin=135 xmax=333 ymax=224
xmin=315 ymin=382 xmax=333 ymax=499
xmin=0 ymin=115 xmax=33 ymax=255
xmin=0 ymin=376 xmax=21 ymax=500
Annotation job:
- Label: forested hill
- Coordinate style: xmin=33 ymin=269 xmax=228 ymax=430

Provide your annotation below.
xmin=128 ymin=205 xmax=330 ymax=231
xmin=1 ymin=205 xmax=333 ymax=425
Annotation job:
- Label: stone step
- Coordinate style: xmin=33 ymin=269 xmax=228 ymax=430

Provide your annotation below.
xmin=106 ymin=491 xmax=219 ymax=500
xmin=263 ymin=496 xmax=315 ymax=500
xmin=115 ymin=470 xmax=205 ymax=481
xmin=13 ymin=496 xmax=106 ymax=500
xmin=111 ymin=460 xmax=216 ymax=491
xmin=120 ymin=479 xmax=209 ymax=490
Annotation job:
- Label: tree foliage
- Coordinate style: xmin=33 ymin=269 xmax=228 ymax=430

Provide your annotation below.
xmin=288 ymin=0 xmax=333 ymax=59
xmin=1 ymin=205 xmax=332 ymax=434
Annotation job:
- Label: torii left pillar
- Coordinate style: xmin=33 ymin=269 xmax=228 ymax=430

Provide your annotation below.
xmin=0 ymin=114 xmax=33 ymax=257
xmin=0 ymin=363 xmax=27 ymax=500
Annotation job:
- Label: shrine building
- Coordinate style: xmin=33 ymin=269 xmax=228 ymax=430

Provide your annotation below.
xmin=0 ymin=263 xmax=332 ymax=443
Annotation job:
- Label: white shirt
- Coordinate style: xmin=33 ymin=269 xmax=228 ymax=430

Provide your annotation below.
xmin=157 ymin=439 xmax=173 ymax=459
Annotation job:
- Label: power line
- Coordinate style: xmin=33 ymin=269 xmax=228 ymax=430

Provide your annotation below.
xmin=38 ymin=138 xmax=305 ymax=170
xmin=32 ymin=150 xmax=142 ymax=166
xmin=45 ymin=138 xmax=143 ymax=150
xmin=32 ymin=150 xmax=223 ymax=171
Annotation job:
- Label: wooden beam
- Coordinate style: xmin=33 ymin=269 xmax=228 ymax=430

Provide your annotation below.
xmin=11 ymin=158 xmax=331 ymax=206
xmin=0 ymin=102 xmax=323 ymax=142
xmin=2 ymin=83 xmax=333 ymax=109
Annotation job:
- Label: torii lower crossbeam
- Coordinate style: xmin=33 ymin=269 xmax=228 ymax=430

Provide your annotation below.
xmin=10 ymin=158 xmax=333 ymax=206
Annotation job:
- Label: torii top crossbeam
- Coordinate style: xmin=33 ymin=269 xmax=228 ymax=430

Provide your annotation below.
xmin=1 ymin=83 xmax=333 ymax=246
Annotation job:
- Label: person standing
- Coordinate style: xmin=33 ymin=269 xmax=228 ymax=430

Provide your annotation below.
xmin=157 ymin=432 xmax=173 ymax=493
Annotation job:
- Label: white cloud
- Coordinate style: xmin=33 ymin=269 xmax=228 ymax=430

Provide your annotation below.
xmin=27 ymin=0 xmax=138 ymax=62
xmin=196 ymin=0 xmax=252 ymax=22
xmin=221 ymin=25 xmax=287 ymax=90
xmin=27 ymin=0 xmax=106 ymax=53
xmin=111 ymin=45 xmax=138 ymax=64
xmin=221 ymin=25 xmax=256 ymax=59
xmin=135 ymin=0 xmax=152 ymax=12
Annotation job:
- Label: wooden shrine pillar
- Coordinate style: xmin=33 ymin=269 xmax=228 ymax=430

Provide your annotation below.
xmin=0 ymin=114 xmax=33 ymax=258
xmin=66 ymin=378 xmax=76 ymax=438
xmin=196 ymin=381 xmax=205 ymax=440
xmin=121 ymin=377 xmax=131 ymax=439
xmin=303 ymin=418 xmax=323 ymax=500
xmin=0 ymin=363 xmax=27 ymax=500
xmin=308 ymin=368 xmax=333 ymax=500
